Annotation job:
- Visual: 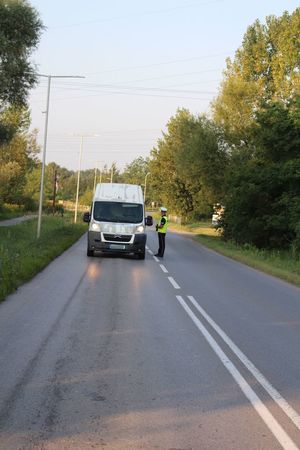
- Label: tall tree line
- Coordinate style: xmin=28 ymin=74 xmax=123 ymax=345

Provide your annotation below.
xmin=148 ymin=8 xmax=300 ymax=251
xmin=1 ymin=2 xmax=299 ymax=252
xmin=0 ymin=0 xmax=43 ymax=208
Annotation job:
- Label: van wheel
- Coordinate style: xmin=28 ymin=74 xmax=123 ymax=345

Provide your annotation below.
xmin=87 ymin=247 xmax=94 ymax=257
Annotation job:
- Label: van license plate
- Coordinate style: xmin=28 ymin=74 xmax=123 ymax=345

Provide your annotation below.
xmin=110 ymin=244 xmax=125 ymax=250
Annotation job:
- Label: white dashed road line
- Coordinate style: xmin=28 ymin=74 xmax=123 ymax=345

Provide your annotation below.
xmin=168 ymin=277 xmax=180 ymax=289
xmin=176 ymin=295 xmax=298 ymax=450
xmin=159 ymin=264 xmax=168 ymax=273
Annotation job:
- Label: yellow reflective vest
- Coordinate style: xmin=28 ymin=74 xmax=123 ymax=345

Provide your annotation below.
xmin=158 ymin=215 xmax=168 ymax=233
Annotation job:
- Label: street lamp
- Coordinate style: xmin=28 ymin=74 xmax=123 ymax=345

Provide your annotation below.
xmin=144 ymin=172 xmax=150 ymax=202
xmin=36 ymin=73 xmax=85 ymax=238
xmin=93 ymin=160 xmax=104 ymax=194
xmin=74 ymin=134 xmax=99 ymax=223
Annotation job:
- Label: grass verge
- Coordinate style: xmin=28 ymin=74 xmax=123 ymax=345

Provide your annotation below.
xmin=0 ymin=214 xmax=87 ymax=301
xmin=169 ymin=220 xmax=300 ymax=287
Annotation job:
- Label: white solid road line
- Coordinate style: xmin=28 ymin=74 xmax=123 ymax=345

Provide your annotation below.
xmin=168 ymin=277 xmax=180 ymax=289
xmin=176 ymin=295 xmax=298 ymax=450
xmin=187 ymin=295 xmax=300 ymax=431
xmin=159 ymin=264 xmax=168 ymax=273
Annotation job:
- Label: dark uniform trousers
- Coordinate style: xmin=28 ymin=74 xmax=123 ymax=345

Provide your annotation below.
xmin=157 ymin=232 xmax=166 ymax=257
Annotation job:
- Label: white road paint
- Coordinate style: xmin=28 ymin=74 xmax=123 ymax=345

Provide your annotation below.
xmin=153 ymin=256 xmax=159 ymax=262
xmin=159 ymin=264 xmax=168 ymax=273
xmin=176 ymin=295 xmax=298 ymax=450
xmin=187 ymin=295 xmax=300 ymax=431
xmin=168 ymin=277 xmax=180 ymax=290
xmin=148 ymin=249 xmax=153 ymax=255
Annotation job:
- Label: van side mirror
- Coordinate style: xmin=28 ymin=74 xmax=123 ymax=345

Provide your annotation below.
xmin=83 ymin=212 xmax=91 ymax=223
xmin=145 ymin=215 xmax=153 ymax=226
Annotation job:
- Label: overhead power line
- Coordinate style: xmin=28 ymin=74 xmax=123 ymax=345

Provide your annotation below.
xmin=49 ymin=0 xmax=224 ymax=29
xmin=32 ymin=81 xmax=217 ymax=95
xmin=86 ymin=52 xmax=231 ymax=76
xmin=33 ymin=67 xmax=223 ymax=90
xmin=30 ymin=90 xmax=212 ymax=103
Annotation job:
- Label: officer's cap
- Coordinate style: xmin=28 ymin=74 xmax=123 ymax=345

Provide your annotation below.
xmin=160 ymin=206 xmax=167 ymax=212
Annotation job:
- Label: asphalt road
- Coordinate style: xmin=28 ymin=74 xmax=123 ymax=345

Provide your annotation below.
xmin=0 ymin=228 xmax=299 ymax=449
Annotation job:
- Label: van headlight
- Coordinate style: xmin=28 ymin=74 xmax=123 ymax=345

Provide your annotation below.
xmin=91 ymin=222 xmax=101 ymax=232
xmin=136 ymin=225 xmax=144 ymax=233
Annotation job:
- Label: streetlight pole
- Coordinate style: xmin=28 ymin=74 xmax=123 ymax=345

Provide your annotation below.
xmin=144 ymin=172 xmax=150 ymax=202
xmin=74 ymin=134 xmax=99 ymax=223
xmin=74 ymin=135 xmax=84 ymax=223
xmin=37 ymin=75 xmax=51 ymax=238
xmin=93 ymin=166 xmax=97 ymax=194
xmin=36 ymin=73 xmax=85 ymax=238
xmin=93 ymin=160 xmax=104 ymax=194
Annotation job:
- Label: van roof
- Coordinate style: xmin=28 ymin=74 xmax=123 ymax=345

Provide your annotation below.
xmin=94 ymin=183 xmax=144 ymax=204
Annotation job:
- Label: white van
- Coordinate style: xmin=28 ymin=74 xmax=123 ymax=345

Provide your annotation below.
xmin=83 ymin=183 xmax=153 ymax=259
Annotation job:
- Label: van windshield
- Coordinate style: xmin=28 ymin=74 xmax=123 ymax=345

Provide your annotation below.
xmin=93 ymin=201 xmax=143 ymax=224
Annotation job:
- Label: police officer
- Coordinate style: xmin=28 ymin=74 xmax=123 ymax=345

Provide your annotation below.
xmin=155 ymin=206 xmax=168 ymax=257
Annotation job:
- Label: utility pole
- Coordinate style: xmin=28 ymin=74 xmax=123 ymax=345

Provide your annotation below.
xmin=93 ymin=160 xmax=104 ymax=193
xmin=36 ymin=73 xmax=85 ymax=238
xmin=74 ymin=134 xmax=99 ymax=223
xmin=74 ymin=136 xmax=84 ymax=224
xmin=144 ymin=172 xmax=150 ymax=202
xmin=93 ymin=166 xmax=97 ymax=194
xmin=52 ymin=169 xmax=58 ymax=214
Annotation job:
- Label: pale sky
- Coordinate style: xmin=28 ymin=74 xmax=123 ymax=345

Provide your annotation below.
xmin=28 ymin=0 xmax=299 ymax=172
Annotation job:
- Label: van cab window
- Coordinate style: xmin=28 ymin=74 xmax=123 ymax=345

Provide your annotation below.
xmin=93 ymin=201 xmax=143 ymax=224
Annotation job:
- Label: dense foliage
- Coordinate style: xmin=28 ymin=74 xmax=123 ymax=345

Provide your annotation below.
xmin=0 ymin=0 xmax=43 ymax=208
xmin=222 ymin=98 xmax=300 ymax=250
xmin=149 ymin=109 xmax=227 ymax=218
xmin=0 ymin=0 xmax=43 ymax=143
xmin=213 ymin=8 xmax=300 ymax=251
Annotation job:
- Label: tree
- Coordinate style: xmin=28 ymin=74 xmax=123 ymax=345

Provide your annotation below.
xmin=149 ymin=109 xmax=198 ymax=215
xmin=252 ymin=97 xmax=300 ymax=163
xmin=123 ymin=156 xmax=149 ymax=186
xmin=149 ymin=109 xmax=228 ymax=218
xmin=0 ymin=108 xmax=39 ymax=204
xmin=0 ymin=0 xmax=43 ymax=142
xmin=175 ymin=115 xmax=228 ymax=213
xmin=213 ymin=8 xmax=300 ymax=146
xmin=222 ymin=98 xmax=300 ymax=250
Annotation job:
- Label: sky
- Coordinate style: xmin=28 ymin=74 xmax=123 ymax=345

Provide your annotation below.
xmin=28 ymin=0 xmax=299 ymax=172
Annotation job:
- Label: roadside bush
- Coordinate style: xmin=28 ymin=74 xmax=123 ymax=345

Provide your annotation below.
xmin=222 ymin=159 xmax=300 ymax=250
xmin=22 ymin=196 xmax=38 ymax=211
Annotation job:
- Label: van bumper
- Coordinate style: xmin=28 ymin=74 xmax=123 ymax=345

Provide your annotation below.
xmin=88 ymin=232 xmax=146 ymax=254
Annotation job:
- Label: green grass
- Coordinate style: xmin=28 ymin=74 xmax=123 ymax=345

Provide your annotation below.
xmin=168 ymin=220 xmax=300 ymax=287
xmin=0 ymin=214 xmax=87 ymax=301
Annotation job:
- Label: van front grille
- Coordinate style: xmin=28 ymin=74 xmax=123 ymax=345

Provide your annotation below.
xmin=103 ymin=233 xmax=132 ymax=243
